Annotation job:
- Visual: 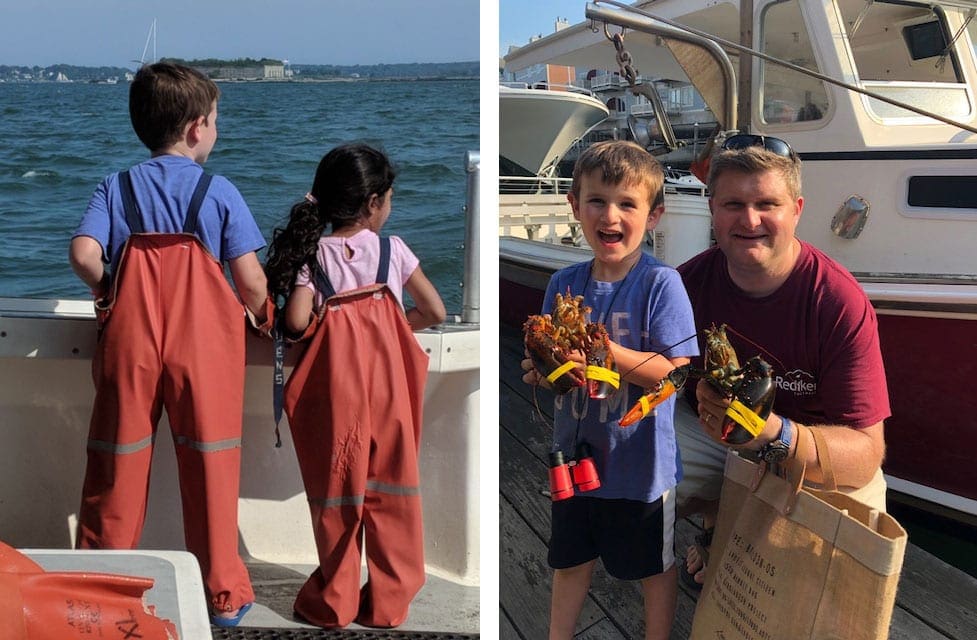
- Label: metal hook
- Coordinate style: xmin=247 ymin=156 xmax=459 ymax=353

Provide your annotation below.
xmin=602 ymin=22 xmax=626 ymax=42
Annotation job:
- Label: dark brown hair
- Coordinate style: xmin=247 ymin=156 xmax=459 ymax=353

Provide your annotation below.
xmin=570 ymin=140 xmax=665 ymax=209
xmin=264 ymin=143 xmax=397 ymax=302
xmin=128 ymin=62 xmax=220 ymax=151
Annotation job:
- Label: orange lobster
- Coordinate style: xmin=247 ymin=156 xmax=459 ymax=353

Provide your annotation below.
xmin=523 ymin=291 xmax=619 ymax=398
xmin=619 ymin=324 xmax=775 ymax=444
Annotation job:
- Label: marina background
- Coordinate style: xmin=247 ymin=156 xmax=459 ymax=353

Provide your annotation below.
xmin=0 ymin=78 xmax=479 ymax=314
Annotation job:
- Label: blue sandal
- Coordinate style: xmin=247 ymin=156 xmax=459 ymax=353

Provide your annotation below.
xmin=211 ymin=601 xmax=253 ymax=627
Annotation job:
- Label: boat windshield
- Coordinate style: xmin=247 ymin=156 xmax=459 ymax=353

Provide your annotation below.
xmin=759 ymin=0 xmax=971 ymax=124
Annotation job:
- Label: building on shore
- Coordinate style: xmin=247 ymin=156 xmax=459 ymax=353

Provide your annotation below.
xmin=192 ymin=62 xmax=285 ymax=81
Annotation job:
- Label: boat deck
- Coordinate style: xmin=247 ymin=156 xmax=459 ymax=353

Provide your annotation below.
xmin=237 ymin=560 xmax=478 ymax=636
xmin=499 ymin=324 xmax=977 ymax=639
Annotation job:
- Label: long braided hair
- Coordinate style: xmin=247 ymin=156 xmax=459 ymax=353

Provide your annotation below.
xmin=264 ymin=143 xmax=396 ymax=302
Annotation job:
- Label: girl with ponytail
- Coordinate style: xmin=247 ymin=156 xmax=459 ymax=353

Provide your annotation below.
xmin=263 ymin=142 xmax=444 ymax=629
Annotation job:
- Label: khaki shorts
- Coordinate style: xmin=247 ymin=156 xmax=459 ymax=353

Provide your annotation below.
xmin=675 ymin=400 xmax=888 ymax=513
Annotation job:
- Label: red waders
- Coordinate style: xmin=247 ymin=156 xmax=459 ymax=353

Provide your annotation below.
xmin=76 ymin=171 xmax=254 ymax=615
xmin=284 ymin=241 xmax=429 ymax=628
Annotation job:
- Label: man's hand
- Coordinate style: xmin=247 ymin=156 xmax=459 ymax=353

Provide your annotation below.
xmin=694 ymin=378 xmax=779 ymax=449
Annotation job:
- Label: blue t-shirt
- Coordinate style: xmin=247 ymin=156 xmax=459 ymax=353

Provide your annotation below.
xmin=543 ymin=253 xmax=698 ymax=503
xmin=73 ymin=155 xmax=265 ymax=271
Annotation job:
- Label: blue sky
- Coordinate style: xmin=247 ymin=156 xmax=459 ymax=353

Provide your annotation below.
xmin=0 ymin=0 xmax=479 ymax=68
xmin=499 ymin=0 xmax=590 ymax=59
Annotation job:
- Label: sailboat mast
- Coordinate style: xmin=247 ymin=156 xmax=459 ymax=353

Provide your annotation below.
xmin=141 ymin=18 xmax=157 ymax=65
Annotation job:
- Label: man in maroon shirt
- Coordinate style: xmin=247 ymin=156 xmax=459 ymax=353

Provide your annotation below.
xmin=675 ymin=135 xmax=890 ymax=588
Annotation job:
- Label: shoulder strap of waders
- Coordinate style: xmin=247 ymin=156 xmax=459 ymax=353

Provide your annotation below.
xmin=118 ymin=170 xmax=145 ymax=233
xmin=182 ymin=172 xmax=213 ymax=234
xmin=272 ymin=292 xmax=286 ymax=448
xmin=376 ymin=235 xmax=391 ymax=284
xmin=309 ymin=235 xmax=391 ymax=295
xmin=118 ymin=170 xmax=212 ymax=235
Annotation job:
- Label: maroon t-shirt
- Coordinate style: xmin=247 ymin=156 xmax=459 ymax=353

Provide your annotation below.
xmin=678 ymin=241 xmax=890 ymax=429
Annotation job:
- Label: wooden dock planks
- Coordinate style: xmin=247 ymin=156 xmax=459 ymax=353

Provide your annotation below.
xmin=499 ymin=324 xmax=977 ymax=640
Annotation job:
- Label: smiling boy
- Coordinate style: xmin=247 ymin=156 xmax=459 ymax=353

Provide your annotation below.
xmin=521 ymin=140 xmax=698 ymax=640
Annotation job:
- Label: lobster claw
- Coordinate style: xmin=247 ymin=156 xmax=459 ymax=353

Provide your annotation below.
xmin=585 ymin=323 xmax=619 ymax=399
xmin=527 ymin=346 xmax=586 ymax=395
xmin=720 ymin=356 xmax=776 ymax=445
xmin=619 ymin=365 xmax=690 ymax=427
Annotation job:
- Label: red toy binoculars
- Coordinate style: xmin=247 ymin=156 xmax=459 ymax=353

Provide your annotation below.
xmin=548 ymin=443 xmax=601 ymax=501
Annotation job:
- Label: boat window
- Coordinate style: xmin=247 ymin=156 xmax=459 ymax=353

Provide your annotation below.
xmin=837 ymin=1 xmax=972 ymax=121
xmin=838 ymin=0 xmax=961 ymax=83
xmin=759 ymin=0 xmax=829 ymax=125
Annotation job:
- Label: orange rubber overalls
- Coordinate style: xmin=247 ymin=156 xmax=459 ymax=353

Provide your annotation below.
xmin=284 ymin=238 xmax=428 ymax=628
xmin=76 ymin=171 xmax=254 ymax=615
xmin=0 ymin=541 xmax=179 ymax=640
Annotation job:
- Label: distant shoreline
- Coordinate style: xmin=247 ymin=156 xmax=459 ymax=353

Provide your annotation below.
xmin=0 ymin=61 xmax=478 ymax=84
xmin=0 ymin=76 xmax=478 ymax=85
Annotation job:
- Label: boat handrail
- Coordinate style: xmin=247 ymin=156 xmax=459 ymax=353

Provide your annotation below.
xmin=461 ymin=151 xmax=479 ymax=325
xmin=587 ymin=0 xmax=977 ymax=135
xmin=499 ymin=175 xmax=573 ymax=195
xmin=585 ymin=1 xmax=737 ymax=130
xmin=501 ymin=80 xmax=600 ymax=99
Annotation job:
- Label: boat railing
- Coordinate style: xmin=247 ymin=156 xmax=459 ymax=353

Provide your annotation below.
xmin=499 ymin=174 xmax=572 ymax=196
xmin=501 ymin=80 xmax=600 ymax=99
xmin=461 ymin=151 xmax=479 ymax=324
xmin=499 ymin=173 xmax=577 ymax=244
xmin=589 ymin=74 xmax=628 ymax=91
xmin=499 ymin=191 xmax=580 ymax=245
xmin=500 ymin=171 xmax=708 ymax=247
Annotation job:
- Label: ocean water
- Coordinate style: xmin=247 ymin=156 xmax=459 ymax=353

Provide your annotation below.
xmin=0 ymin=79 xmax=479 ymax=313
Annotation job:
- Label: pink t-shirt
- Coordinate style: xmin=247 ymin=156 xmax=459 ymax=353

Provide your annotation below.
xmin=295 ymin=229 xmax=419 ymax=308
xmin=678 ymin=241 xmax=890 ymax=429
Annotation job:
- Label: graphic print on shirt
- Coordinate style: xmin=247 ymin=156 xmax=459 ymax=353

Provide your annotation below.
xmin=553 ymin=309 xmax=637 ymax=424
xmin=775 ymin=368 xmax=817 ymax=398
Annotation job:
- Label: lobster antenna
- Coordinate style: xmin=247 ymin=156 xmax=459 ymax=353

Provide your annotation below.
xmin=619 ymin=332 xmax=698 ymax=381
xmin=722 ymin=325 xmax=786 ymax=373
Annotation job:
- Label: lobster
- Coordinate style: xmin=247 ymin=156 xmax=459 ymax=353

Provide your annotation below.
xmin=618 ymin=323 xmax=775 ymax=445
xmin=523 ymin=291 xmax=619 ymax=398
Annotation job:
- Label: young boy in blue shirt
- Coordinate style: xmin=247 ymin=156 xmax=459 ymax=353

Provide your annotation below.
xmin=521 ymin=140 xmax=697 ymax=639
xmin=69 ymin=62 xmax=267 ymax=627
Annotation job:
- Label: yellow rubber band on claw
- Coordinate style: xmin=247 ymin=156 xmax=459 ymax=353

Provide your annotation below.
xmin=639 ymin=396 xmax=651 ymax=415
xmin=546 ymin=361 xmax=577 ymax=384
xmin=585 ymin=365 xmax=620 ymax=389
xmin=726 ymin=399 xmax=766 ymax=437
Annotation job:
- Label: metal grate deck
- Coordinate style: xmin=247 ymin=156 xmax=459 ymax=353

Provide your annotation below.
xmin=211 ymin=628 xmax=478 ymax=639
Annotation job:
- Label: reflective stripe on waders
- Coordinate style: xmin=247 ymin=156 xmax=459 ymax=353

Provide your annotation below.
xmin=307 ymin=478 xmax=420 ymax=510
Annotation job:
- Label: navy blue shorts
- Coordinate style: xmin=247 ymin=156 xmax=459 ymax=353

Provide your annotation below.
xmin=547 ymin=491 xmax=675 ymax=580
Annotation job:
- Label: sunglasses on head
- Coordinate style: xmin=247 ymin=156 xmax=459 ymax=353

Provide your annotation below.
xmin=720 ymin=134 xmax=796 ymax=159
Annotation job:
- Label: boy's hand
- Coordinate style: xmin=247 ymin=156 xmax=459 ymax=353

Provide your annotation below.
xmin=521 ymin=354 xmax=548 ymax=388
xmin=91 ymin=273 xmax=111 ymax=299
xmin=521 ymin=348 xmax=586 ymax=388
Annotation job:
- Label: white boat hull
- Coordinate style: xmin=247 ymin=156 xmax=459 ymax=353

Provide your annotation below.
xmin=500 ymin=84 xmax=609 ymax=175
xmin=0 ymin=298 xmax=480 ymax=584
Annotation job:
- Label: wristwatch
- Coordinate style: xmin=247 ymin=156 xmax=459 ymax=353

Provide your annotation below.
xmin=760 ymin=415 xmax=794 ymax=463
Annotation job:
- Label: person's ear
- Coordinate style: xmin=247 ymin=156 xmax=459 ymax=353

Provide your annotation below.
xmin=646 ymin=204 xmax=665 ymax=230
xmin=185 ymin=115 xmax=205 ymax=144
xmin=367 ymin=193 xmax=383 ymax=215
xmin=568 ymin=191 xmax=581 ymax=221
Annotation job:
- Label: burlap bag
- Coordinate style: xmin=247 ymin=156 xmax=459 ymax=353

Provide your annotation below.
xmin=690 ymin=428 xmax=906 ymax=640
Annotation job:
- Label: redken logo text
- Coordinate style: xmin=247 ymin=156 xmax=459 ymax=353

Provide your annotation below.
xmin=775 ymin=369 xmax=817 ymax=396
